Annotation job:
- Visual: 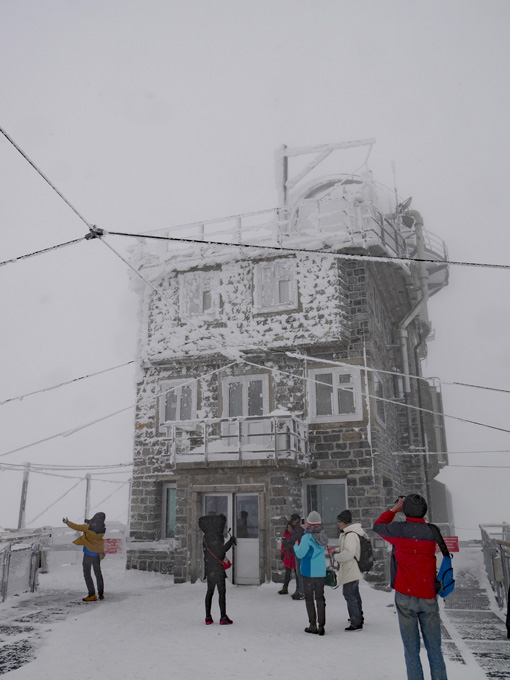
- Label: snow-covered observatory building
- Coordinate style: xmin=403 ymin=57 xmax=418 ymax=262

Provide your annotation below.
xmin=127 ymin=140 xmax=452 ymax=584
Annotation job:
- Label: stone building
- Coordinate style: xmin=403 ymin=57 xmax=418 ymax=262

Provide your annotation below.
xmin=126 ymin=141 xmax=453 ymax=584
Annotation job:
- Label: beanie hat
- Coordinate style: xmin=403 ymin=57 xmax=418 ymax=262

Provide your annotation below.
xmin=403 ymin=494 xmax=427 ymax=518
xmin=306 ymin=511 xmax=322 ymax=525
xmin=336 ymin=509 xmax=352 ymax=524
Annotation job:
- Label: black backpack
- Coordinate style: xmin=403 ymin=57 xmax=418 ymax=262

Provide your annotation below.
xmin=355 ymin=534 xmax=374 ymax=573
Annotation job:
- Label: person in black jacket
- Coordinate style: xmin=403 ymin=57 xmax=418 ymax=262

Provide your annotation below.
xmin=199 ymin=514 xmax=236 ymax=625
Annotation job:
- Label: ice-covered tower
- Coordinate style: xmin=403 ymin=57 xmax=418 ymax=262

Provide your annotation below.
xmin=127 ymin=141 xmax=452 ymax=584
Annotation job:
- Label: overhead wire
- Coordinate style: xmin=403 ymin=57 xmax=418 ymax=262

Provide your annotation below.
xmin=0 ymin=360 xmax=135 ymax=406
xmin=104 ymin=227 xmax=510 ymax=271
xmin=26 ymin=478 xmax=84 ymax=526
xmin=0 ymin=237 xmax=86 ymax=269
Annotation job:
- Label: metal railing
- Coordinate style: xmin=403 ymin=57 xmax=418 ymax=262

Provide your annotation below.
xmin=480 ymin=523 xmax=510 ymax=610
xmin=163 ymin=414 xmax=309 ymax=467
xmin=0 ymin=535 xmax=41 ymax=602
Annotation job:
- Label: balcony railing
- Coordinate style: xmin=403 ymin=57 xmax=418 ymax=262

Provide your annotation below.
xmin=162 ymin=415 xmax=309 ymax=467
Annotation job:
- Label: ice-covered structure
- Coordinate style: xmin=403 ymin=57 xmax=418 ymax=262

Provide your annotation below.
xmin=127 ymin=141 xmax=453 ymax=584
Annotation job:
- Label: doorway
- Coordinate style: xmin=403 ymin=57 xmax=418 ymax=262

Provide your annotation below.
xmin=202 ymin=492 xmax=260 ymax=585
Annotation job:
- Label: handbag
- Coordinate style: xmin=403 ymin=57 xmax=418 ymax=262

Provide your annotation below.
xmin=205 ymin=541 xmax=232 ymax=571
xmin=325 ymin=551 xmax=339 ymax=589
xmin=428 ymin=523 xmax=455 ymax=598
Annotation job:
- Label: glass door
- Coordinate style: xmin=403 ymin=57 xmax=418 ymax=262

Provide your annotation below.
xmin=234 ymin=493 xmax=260 ymax=585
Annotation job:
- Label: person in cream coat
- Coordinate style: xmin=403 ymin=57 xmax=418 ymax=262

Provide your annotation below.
xmin=333 ymin=509 xmax=367 ymax=631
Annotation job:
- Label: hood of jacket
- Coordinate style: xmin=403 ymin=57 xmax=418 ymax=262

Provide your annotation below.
xmin=343 ymin=522 xmax=366 ymax=538
xmin=198 ymin=514 xmax=227 ymax=536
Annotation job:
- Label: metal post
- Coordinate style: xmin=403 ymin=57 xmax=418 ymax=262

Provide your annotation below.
xmin=17 ymin=463 xmax=31 ymax=530
xmin=237 ymin=420 xmax=242 ymax=466
xmin=204 ymin=421 xmax=209 ymax=468
xmin=84 ymin=473 xmax=91 ymax=520
xmin=273 ymin=417 xmax=279 ymax=467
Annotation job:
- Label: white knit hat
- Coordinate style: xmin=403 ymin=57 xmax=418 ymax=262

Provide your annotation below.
xmin=306 ymin=511 xmax=322 ymax=525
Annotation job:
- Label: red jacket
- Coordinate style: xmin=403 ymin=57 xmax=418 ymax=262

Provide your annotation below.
xmin=281 ymin=529 xmax=296 ymax=570
xmin=373 ymin=510 xmax=437 ymax=599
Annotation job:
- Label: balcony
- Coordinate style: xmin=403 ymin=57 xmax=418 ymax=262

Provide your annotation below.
xmin=162 ymin=415 xmax=309 ymax=468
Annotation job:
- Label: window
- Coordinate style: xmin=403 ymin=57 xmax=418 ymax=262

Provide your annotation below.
xmin=159 ymin=379 xmax=197 ymax=431
xmin=254 ymin=260 xmax=298 ymax=312
xmin=373 ymin=373 xmax=386 ymax=426
xmin=162 ymin=484 xmax=176 ymax=538
xmin=308 ymin=367 xmax=363 ymax=422
xmin=222 ymin=374 xmax=269 ymax=418
xmin=305 ymin=481 xmax=347 ymax=539
xmin=179 ymin=270 xmax=220 ymax=317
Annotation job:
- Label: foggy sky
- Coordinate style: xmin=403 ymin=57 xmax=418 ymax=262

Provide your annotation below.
xmin=1 ymin=0 xmax=509 ymax=537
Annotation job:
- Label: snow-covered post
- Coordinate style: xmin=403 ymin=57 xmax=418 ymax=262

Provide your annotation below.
xmin=17 ymin=463 xmax=31 ymax=530
xmin=84 ymin=473 xmax=91 ymax=521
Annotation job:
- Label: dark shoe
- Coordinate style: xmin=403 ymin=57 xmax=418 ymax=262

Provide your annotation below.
xmin=205 ymin=615 xmax=214 ymax=625
xmin=291 ymin=592 xmax=305 ymax=600
xmin=219 ymin=615 xmax=233 ymax=625
xmin=318 ymin=626 xmax=325 ymax=636
xmin=82 ymin=595 xmax=97 ymax=602
xmin=345 ymin=624 xmax=363 ymax=631
xmin=278 ymin=587 xmax=289 ymax=595
xmin=305 ymin=626 xmax=318 ymax=634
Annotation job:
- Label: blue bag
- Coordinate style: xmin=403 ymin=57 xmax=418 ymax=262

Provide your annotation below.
xmin=435 ymin=555 xmax=455 ymax=598
xmin=428 ymin=523 xmax=455 ymax=598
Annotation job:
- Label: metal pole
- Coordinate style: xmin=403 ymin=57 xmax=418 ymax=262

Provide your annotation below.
xmin=84 ymin=473 xmax=91 ymax=520
xmin=17 ymin=463 xmax=31 ymax=530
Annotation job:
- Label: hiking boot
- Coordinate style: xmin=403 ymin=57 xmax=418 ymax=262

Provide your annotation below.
xmin=205 ymin=615 xmax=214 ymax=625
xmin=305 ymin=626 xmax=318 ymax=634
xmin=345 ymin=624 xmax=363 ymax=631
xmin=82 ymin=595 xmax=97 ymax=602
xmin=291 ymin=592 xmax=305 ymax=600
xmin=219 ymin=615 xmax=233 ymax=625
xmin=318 ymin=626 xmax=325 ymax=636
xmin=278 ymin=587 xmax=289 ymax=595
xmin=98 ymin=595 xmax=104 ymax=600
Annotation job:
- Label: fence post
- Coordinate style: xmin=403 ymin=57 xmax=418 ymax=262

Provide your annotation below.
xmin=84 ymin=473 xmax=91 ymax=520
xmin=1 ymin=546 xmax=11 ymax=603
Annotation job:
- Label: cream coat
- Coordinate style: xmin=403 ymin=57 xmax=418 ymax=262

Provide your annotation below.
xmin=333 ymin=523 xmax=367 ymax=585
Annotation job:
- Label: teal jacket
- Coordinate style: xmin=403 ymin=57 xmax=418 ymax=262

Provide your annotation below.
xmin=294 ymin=530 xmax=328 ymax=578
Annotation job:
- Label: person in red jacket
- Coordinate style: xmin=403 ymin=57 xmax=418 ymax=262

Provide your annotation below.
xmin=278 ymin=521 xmax=297 ymax=595
xmin=373 ymin=495 xmax=448 ymax=680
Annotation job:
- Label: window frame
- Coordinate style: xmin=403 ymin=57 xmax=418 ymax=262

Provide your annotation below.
xmin=178 ymin=269 xmax=221 ymax=318
xmin=308 ymin=366 xmax=363 ymax=423
xmin=221 ymin=374 xmax=270 ymax=418
xmin=253 ymin=260 xmax=298 ymax=313
xmin=162 ymin=483 xmax=177 ymax=539
xmin=158 ymin=379 xmax=198 ymax=432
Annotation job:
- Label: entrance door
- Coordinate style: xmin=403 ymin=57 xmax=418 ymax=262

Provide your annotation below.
xmin=234 ymin=494 xmax=260 ymax=585
xmin=202 ymin=494 xmax=234 ymax=582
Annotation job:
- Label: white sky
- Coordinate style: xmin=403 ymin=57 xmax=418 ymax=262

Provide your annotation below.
xmin=1 ymin=0 xmax=509 ymax=537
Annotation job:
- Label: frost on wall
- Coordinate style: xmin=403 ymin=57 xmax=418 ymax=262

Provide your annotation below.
xmin=138 ymin=252 xmax=348 ymax=363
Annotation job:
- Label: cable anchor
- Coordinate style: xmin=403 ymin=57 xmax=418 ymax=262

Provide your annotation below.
xmin=85 ymin=225 xmax=105 ymax=240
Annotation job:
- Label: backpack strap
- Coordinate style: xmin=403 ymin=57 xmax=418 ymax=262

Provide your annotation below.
xmin=427 ymin=523 xmax=450 ymax=557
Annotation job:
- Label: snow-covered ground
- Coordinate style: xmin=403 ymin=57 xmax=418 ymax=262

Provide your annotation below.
xmin=1 ymin=551 xmax=492 ymax=680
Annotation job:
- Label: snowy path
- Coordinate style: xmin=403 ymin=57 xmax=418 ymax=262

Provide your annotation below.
xmin=0 ymin=549 xmax=505 ymax=679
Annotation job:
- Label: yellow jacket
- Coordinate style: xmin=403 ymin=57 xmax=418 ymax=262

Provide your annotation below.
xmin=67 ymin=520 xmax=105 ymax=556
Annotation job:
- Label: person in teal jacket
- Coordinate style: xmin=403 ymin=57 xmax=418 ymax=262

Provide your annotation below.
xmin=294 ymin=511 xmax=329 ymax=635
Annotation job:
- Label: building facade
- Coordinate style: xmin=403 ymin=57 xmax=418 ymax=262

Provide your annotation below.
xmin=126 ymin=142 xmax=452 ymax=584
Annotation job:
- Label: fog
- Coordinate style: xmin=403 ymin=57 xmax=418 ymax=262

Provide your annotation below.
xmin=1 ymin=0 xmax=509 ymax=538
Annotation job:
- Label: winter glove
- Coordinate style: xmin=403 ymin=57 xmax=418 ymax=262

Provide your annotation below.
xmin=232 ymin=537 xmax=237 ymax=546
xmin=62 ymin=517 xmax=68 ymax=524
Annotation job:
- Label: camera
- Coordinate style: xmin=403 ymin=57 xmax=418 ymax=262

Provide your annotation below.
xmin=394 ymin=495 xmax=406 ymax=505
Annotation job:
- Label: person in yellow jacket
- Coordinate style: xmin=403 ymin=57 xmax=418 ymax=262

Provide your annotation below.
xmin=63 ymin=512 xmax=106 ymax=602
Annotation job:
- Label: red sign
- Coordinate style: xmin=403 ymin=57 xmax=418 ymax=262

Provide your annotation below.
xmin=435 ymin=536 xmax=459 ymax=553
xmin=103 ymin=538 xmax=123 ymax=554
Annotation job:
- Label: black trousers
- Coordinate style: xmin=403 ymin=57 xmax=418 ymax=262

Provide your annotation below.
xmin=283 ymin=566 xmax=296 ymax=589
xmin=83 ymin=553 xmax=104 ymax=597
xmin=302 ymin=576 xmax=326 ymax=628
xmin=205 ymin=575 xmax=227 ymax=618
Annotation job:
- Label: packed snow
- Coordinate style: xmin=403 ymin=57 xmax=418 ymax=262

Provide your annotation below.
xmin=1 ymin=551 xmax=492 ymax=680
